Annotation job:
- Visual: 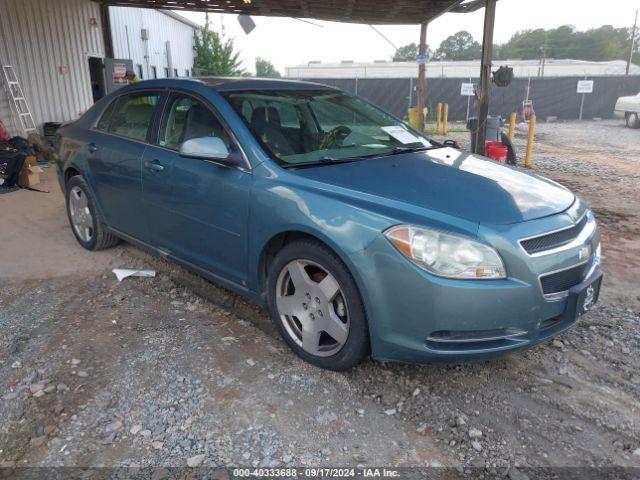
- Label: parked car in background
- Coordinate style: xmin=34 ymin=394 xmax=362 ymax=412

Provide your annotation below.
xmin=614 ymin=92 xmax=640 ymax=128
xmin=56 ymin=78 xmax=602 ymax=370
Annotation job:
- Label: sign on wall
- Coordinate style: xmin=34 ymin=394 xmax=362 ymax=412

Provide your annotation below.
xmin=576 ymin=80 xmax=594 ymax=94
xmin=460 ymin=83 xmax=475 ymax=96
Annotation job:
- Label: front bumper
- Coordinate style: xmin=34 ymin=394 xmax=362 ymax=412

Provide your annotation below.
xmin=347 ymin=209 xmax=601 ymax=364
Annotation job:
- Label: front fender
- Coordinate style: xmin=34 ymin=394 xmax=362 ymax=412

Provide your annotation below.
xmin=247 ymin=164 xmax=392 ymax=294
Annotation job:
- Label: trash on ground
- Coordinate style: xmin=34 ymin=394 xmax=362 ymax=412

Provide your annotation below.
xmin=112 ymin=268 xmax=156 ymax=282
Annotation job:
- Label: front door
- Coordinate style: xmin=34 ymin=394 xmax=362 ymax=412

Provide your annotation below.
xmin=143 ymin=92 xmax=251 ymax=285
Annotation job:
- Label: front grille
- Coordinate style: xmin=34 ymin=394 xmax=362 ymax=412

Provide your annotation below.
xmin=521 ymin=214 xmax=588 ymax=254
xmin=540 ymin=262 xmax=590 ymax=295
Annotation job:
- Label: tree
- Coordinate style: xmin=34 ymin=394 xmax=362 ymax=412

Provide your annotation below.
xmin=434 ymin=31 xmax=482 ymax=60
xmin=255 ymin=57 xmax=281 ymax=78
xmin=392 ymin=42 xmax=433 ymax=62
xmin=393 ymin=43 xmax=418 ymax=61
xmin=495 ymin=25 xmax=634 ymax=62
xmin=193 ymin=15 xmax=245 ymax=76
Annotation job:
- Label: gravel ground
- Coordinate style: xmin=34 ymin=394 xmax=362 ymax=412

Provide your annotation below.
xmin=1 ymin=120 xmax=639 ymax=477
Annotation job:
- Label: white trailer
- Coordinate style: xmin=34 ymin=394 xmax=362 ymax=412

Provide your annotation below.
xmin=615 ymin=93 xmax=640 ymax=128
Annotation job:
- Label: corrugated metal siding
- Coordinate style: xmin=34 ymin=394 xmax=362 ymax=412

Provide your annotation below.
xmin=0 ymin=0 xmax=105 ymax=136
xmin=109 ymin=7 xmax=195 ymax=80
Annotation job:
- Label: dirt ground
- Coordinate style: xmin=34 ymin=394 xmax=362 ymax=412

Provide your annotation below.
xmin=0 ymin=119 xmax=639 ymax=477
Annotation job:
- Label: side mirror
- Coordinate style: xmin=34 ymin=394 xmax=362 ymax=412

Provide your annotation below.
xmin=179 ymin=136 xmax=236 ymax=163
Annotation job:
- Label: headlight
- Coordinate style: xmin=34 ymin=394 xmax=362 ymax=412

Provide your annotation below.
xmin=384 ymin=225 xmax=506 ymax=279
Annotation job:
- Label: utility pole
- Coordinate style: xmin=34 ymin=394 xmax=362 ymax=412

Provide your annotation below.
xmin=474 ymin=0 xmax=497 ymax=156
xmin=417 ymin=22 xmax=428 ymax=132
xmin=627 ymin=10 xmax=638 ymax=75
xmin=537 ymin=35 xmax=548 ymax=78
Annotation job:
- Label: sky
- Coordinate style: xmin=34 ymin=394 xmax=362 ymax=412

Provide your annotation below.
xmin=178 ymin=0 xmax=639 ymax=74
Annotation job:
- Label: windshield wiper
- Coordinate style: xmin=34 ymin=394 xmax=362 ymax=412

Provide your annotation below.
xmin=389 ymin=145 xmax=433 ymax=154
xmin=281 ymin=156 xmax=362 ymax=169
xmin=281 ymin=145 xmax=439 ymax=169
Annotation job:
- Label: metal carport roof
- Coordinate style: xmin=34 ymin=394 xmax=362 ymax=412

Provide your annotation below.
xmin=96 ymin=0 xmax=494 ymax=152
xmin=98 ymin=0 xmax=473 ymax=24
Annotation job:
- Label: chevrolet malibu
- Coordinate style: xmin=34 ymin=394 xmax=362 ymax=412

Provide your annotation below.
xmin=56 ymin=78 xmax=602 ymax=370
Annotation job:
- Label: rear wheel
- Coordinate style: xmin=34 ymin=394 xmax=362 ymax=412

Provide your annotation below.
xmin=625 ymin=112 xmax=640 ymax=129
xmin=266 ymin=240 xmax=369 ymax=370
xmin=66 ymin=175 xmax=119 ymax=251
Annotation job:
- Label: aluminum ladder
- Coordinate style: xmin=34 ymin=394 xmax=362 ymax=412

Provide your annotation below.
xmin=1 ymin=65 xmax=36 ymax=137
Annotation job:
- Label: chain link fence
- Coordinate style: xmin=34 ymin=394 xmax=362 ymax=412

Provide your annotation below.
xmin=301 ymin=75 xmax=640 ymax=122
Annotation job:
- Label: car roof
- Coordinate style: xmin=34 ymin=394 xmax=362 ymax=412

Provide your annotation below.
xmin=122 ymin=77 xmax=338 ymax=92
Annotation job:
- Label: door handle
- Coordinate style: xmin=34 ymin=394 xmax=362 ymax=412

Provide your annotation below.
xmin=144 ymin=160 xmax=164 ymax=172
xmin=88 ymin=143 xmax=98 ymax=153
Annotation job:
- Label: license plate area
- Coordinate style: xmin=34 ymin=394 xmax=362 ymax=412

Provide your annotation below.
xmin=561 ymin=270 xmax=603 ymax=322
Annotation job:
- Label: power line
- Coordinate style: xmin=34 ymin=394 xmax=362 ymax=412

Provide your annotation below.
xmin=368 ymin=25 xmax=398 ymax=50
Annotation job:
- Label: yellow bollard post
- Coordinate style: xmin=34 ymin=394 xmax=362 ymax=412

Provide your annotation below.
xmin=408 ymin=108 xmax=419 ymax=130
xmin=508 ymin=112 xmax=516 ymax=142
xmin=443 ymin=103 xmax=449 ymax=134
xmin=436 ymin=103 xmax=442 ymax=134
xmin=524 ymin=115 xmax=536 ymax=168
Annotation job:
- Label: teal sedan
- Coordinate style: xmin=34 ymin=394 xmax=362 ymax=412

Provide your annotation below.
xmin=56 ymin=78 xmax=602 ymax=370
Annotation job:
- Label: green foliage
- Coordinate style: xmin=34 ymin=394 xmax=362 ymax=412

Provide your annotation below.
xmin=430 ymin=26 xmax=638 ymax=64
xmin=255 ymin=57 xmax=281 ymax=78
xmin=434 ymin=31 xmax=482 ymax=60
xmin=495 ymin=25 xmax=635 ymax=62
xmin=392 ymin=42 xmax=434 ymax=62
xmin=193 ymin=17 xmax=245 ymax=76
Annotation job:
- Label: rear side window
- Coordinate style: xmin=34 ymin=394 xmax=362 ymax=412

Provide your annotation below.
xmin=96 ymin=100 xmax=117 ymax=132
xmin=107 ymin=93 xmax=160 ymax=141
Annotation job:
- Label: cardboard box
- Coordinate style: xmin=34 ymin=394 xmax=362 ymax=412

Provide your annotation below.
xmin=18 ymin=156 xmax=43 ymax=187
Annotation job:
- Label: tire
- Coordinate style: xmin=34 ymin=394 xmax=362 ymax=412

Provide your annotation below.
xmin=266 ymin=239 xmax=370 ymax=371
xmin=65 ymin=175 xmax=119 ymax=251
xmin=500 ymin=132 xmax=517 ymax=166
xmin=625 ymin=112 xmax=640 ymax=129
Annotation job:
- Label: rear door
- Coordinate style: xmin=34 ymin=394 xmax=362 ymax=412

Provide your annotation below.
xmin=88 ymin=90 xmax=161 ymax=240
xmin=142 ymin=91 xmax=252 ymax=285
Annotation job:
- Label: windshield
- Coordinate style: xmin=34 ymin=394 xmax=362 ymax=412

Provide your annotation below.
xmin=222 ymin=89 xmax=434 ymax=166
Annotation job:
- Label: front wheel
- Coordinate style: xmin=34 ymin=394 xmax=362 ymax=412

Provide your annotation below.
xmin=266 ymin=240 xmax=370 ymax=371
xmin=625 ymin=112 xmax=640 ymax=129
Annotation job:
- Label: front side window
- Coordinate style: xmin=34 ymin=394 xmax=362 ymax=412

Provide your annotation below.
xmin=223 ymin=90 xmax=433 ymax=166
xmin=158 ymin=93 xmax=232 ymax=151
xmin=107 ymin=93 xmax=160 ymax=141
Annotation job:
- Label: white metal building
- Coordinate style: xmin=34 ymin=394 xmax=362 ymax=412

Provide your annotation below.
xmin=109 ymin=7 xmax=198 ymax=81
xmin=0 ymin=0 xmax=199 ymax=136
xmin=0 ymin=0 xmax=106 ymax=137
xmin=286 ymin=59 xmax=640 ymax=79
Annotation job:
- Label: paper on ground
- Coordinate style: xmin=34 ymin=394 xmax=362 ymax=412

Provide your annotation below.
xmin=112 ymin=268 xmax=156 ymax=282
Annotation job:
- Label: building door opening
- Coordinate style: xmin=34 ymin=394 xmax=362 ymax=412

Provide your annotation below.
xmin=88 ymin=57 xmax=106 ymax=102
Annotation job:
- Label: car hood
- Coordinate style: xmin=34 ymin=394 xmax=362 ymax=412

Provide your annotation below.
xmin=291 ymin=147 xmax=574 ymax=225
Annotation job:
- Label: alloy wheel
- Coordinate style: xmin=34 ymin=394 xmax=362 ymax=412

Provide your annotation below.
xmin=275 ymin=259 xmax=349 ymax=357
xmin=68 ymin=186 xmax=94 ymax=243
